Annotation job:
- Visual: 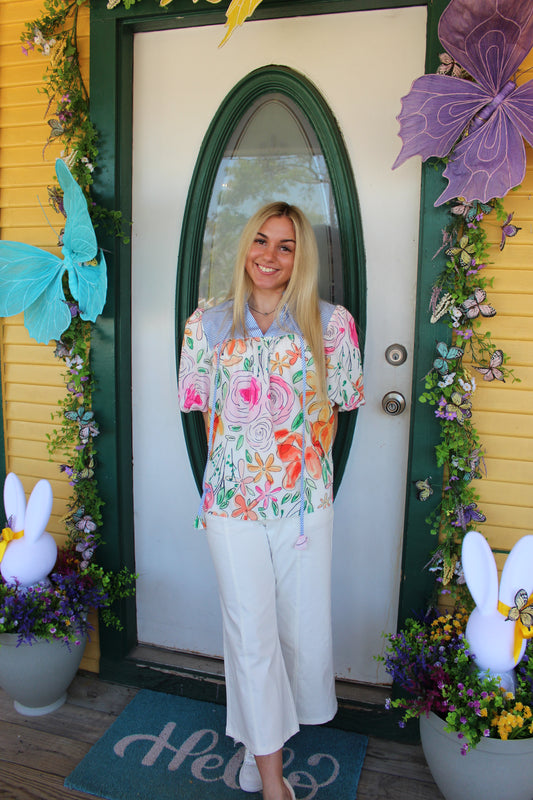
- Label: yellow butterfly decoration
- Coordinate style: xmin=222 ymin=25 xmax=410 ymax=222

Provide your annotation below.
xmin=189 ymin=0 xmax=265 ymax=46
xmin=506 ymin=589 xmax=533 ymax=630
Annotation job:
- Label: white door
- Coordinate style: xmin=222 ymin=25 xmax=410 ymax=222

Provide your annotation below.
xmin=131 ymin=7 xmax=426 ymax=684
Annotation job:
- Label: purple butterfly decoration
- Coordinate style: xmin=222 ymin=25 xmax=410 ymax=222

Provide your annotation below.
xmin=452 ymin=502 xmax=487 ymax=530
xmin=393 ymin=0 xmax=533 ymax=205
xmin=500 ymin=212 xmax=522 ymax=248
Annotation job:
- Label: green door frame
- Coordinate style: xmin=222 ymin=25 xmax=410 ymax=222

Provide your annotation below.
xmin=88 ymin=0 xmax=449 ymax=681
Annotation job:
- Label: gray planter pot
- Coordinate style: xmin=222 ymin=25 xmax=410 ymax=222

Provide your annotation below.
xmin=420 ymin=709 xmax=533 ymax=800
xmin=0 ymin=633 xmax=87 ymax=716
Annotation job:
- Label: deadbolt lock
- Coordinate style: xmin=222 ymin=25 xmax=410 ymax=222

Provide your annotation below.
xmin=385 ymin=343 xmax=408 ymax=366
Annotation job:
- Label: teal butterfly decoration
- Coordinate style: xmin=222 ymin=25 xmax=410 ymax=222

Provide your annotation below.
xmin=0 ymin=158 xmax=107 ymax=344
xmin=433 ymin=341 xmax=464 ymax=375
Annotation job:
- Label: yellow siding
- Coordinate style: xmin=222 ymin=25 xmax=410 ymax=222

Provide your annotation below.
xmin=0 ymin=0 xmax=98 ymax=672
xmin=468 ymin=49 xmax=533 ymax=558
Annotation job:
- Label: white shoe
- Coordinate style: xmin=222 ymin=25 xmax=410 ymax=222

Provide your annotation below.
xmin=283 ymin=777 xmax=296 ymax=799
xmin=239 ymin=748 xmax=262 ymax=793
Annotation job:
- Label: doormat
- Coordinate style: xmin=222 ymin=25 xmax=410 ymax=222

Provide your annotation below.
xmin=65 ymin=689 xmax=367 ymax=799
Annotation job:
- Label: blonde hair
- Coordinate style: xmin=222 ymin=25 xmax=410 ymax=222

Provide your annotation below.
xmin=228 ymin=202 xmax=327 ymax=400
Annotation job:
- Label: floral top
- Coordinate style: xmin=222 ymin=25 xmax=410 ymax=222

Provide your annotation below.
xmin=178 ymin=300 xmax=364 ymax=522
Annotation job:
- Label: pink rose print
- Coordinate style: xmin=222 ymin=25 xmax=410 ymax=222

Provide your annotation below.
xmin=267 ymin=375 xmax=294 ymax=425
xmin=178 ymin=354 xmax=209 ymax=410
xmin=246 ymin=416 xmax=274 ymax=452
xmin=324 ymin=320 xmax=344 ymax=355
xmin=203 ymin=484 xmax=214 ymax=511
xmin=224 ymin=372 xmax=263 ymax=424
xmin=348 ymin=314 xmax=359 ymax=347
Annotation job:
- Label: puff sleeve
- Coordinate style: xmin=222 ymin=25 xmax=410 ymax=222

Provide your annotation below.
xmin=324 ymin=305 xmax=365 ymax=410
xmin=178 ymin=308 xmax=212 ymax=413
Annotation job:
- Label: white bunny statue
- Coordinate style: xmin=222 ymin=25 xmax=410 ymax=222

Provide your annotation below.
xmin=1 ymin=472 xmax=57 ymax=587
xmin=462 ymin=530 xmax=533 ymax=692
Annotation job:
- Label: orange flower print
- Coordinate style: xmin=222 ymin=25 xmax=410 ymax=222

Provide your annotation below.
xmin=221 ymin=338 xmax=247 ymax=367
xmin=286 ymin=341 xmax=301 ymax=365
xmin=231 ymin=494 xmax=259 ymax=520
xmin=248 ymin=453 xmax=282 ymax=483
xmin=275 ymin=429 xmax=322 ymax=490
xmin=271 ymin=352 xmax=290 ymax=374
xmin=310 ymin=406 xmax=334 ymax=456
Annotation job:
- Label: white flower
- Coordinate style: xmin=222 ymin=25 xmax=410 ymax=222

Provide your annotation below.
xmin=449 ymin=307 xmax=463 ymax=327
xmin=438 ymin=372 xmax=455 ymax=388
xmin=458 ymin=376 xmax=476 ymax=394
xmin=81 ymin=156 xmax=95 ymax=173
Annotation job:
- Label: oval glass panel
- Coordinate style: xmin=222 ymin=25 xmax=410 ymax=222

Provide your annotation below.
xmin=177 ymin=66 xmax=365 ymax=496
xmin=199 ymin=94 xmax=343 ymax=309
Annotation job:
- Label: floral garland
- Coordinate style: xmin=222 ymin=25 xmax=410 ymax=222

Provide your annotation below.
xmin=20 ymin=2 xmax=119 ymax=577
xmin=419 ymin=189 xmax=519 ymax=602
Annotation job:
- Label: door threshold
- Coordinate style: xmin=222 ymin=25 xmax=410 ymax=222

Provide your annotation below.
xmin=99 ymin=644 xmax=410 ymax=741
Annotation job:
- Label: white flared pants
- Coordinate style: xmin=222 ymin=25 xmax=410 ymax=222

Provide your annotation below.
xmin=205 ymin=507 xmax=337 ymax=756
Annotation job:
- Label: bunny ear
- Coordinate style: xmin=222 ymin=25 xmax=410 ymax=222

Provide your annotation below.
xmin=462 ymin=530 xmax=499 ymax=614
xmin=499 ymin=535 xmax=533 ymax=607
xmin=3 ymin=472 xmax=26 ymax=532
xmin=23 ymin=479 xmax=53 ymax=543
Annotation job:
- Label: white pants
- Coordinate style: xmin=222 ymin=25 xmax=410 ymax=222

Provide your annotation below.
xmin=206 ymin=508 xmax=337 ymax=756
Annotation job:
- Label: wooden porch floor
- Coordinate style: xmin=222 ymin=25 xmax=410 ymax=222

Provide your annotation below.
xmin=0 ymin=673 xmax=444 ymax=799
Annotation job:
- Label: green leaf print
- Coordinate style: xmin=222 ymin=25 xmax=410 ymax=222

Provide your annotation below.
xmin=245 ymin=450 xmax=253 ymax=464
xmin=291 ymin=411 xmax=303 ymax=431
xmin=236 ymin=435 xmax=244 ymax=450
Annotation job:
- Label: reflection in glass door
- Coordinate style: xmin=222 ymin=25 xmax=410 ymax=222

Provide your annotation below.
xmin=199 ymin=94 xmax=343 ymax=309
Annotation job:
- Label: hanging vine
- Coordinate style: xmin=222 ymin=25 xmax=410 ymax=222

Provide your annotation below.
xmin=418 ymin=191 xmax=520 ymax=601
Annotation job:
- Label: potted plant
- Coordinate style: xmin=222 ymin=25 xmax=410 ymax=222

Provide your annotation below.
xmin=0 ymin=476 xmax=136 ymax=716
xmin=379 ymin=607 xmax=533 ymax=800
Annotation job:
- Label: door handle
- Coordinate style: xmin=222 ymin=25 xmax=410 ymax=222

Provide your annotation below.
xmin=382 ymin=391 xmax=406 ymax=415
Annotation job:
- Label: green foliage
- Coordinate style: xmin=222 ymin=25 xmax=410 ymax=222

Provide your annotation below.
xmin=420 ymin=192 xmax=520 ymax=602
xmin=21 ymin=0 xmax=129 ymax=240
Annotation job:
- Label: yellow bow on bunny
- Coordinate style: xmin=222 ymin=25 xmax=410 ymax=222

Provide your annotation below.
xmin=0 ymin=526 xmax=24 ymax=562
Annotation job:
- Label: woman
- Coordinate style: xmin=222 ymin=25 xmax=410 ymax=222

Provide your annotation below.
xmin=178 ymin=202 xmax=364 ymax=800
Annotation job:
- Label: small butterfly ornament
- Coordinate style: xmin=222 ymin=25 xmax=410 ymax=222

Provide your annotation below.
xmin=461 ymin=287 xmax=496 ymax=320
xmin=505 ymin=589 xmax=533 ymax=630
xmin=446 ymin=392 xmax=472 ymax=425
xmin=433 ymin=341 xmax=464 ymax=375
xmin=453 ymin=501 xmax=486 ymax=530
xmin=500 ymin=212 xmax=522 ymax=250
xmin=475 ymin=348 xmax=505 ymax=382
xmin=415 ymin=477 xmax=433 ymax=501
xmin=451 ymin=199 xmax=492 ymax=222
xmin=393 ymin=0 xmax=533 ymax=205
xmin=0 ymin=158 xmax=107 ymax=344
xmin=446 ymin=235 xmax=476 ymax=268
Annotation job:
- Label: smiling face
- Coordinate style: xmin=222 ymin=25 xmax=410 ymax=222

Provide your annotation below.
xmin=244 ymin=215 xmax=296 ymax=302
